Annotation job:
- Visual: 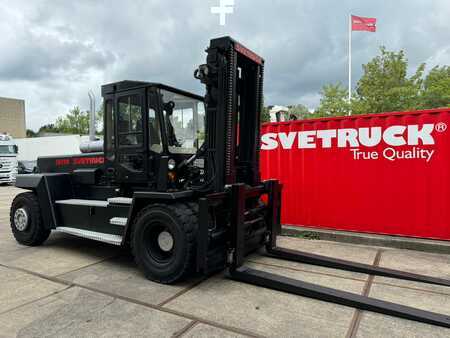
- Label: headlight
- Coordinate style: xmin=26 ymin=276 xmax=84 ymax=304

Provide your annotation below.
xmin=168 ymin=159 xmax=176 ymax=170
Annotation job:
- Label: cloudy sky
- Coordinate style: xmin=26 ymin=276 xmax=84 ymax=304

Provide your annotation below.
xmin=0 ymin=0 xmax=449 ymax=131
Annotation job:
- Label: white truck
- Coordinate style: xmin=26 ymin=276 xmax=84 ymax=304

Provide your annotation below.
xmin=0 ymin=133 xmax=18 ymax=184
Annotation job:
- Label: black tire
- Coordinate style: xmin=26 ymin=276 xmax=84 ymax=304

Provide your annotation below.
xmin=10 ymin=192 xmax=51 ymax=246
xmin=131 ymin=203 xmax=198 ymax=284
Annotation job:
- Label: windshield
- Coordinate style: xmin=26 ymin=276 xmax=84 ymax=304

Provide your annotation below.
xmin=0 ymin=145 xmax=17 ymax=155
xmin=161 ymin=89 xmax=205 ymax=154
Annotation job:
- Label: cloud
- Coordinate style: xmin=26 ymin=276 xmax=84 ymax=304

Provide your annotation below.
xmin=0 ymin=0 xmax=448 ymax=130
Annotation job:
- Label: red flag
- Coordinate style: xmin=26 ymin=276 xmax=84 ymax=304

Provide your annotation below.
xmin=351 ymin=15 xmax=376 ymax=32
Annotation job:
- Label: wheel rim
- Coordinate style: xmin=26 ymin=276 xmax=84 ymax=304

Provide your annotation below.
xmin=158 ymin=231 xmax=174 ymax=252
xmin=14 ymin=208 xmax=29 ymax=231
xmin=145 ymin=224 xmax=175 ymax=263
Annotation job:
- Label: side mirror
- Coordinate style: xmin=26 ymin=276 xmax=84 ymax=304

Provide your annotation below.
xmin=14 ymin=145 xmax=18 ymax=154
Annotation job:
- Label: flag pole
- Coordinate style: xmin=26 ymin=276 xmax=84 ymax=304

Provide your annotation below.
xmin=348 ymin=14 xmax=352 ymax=115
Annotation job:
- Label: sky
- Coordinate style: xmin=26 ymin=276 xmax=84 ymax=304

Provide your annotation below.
xmin=0 ymin=0 xmax=449 ymax=131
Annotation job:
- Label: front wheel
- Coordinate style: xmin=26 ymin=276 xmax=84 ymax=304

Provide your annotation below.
xmin=131 ymin=203 xmax=197 ymax=284
xmin=10 ymin=192 xmax=51 ymax=246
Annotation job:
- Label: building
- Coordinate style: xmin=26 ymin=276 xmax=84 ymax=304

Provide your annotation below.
xmin=269 ymin=105 xmax=289 ymax=122
xmin=0 ymin=97 xmax=26 ymax=138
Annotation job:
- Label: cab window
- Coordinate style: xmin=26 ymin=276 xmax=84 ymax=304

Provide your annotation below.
xmin=105 ymin=99 xmax=115 ymax=159
xmin=160 ymin=89 xmax=205 ymax=154
xmin=118 ymin=95 xmax=143 ymax=147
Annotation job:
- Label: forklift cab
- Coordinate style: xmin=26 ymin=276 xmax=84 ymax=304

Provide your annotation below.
xmin=101 ymin=81 xmax=205 ymax=188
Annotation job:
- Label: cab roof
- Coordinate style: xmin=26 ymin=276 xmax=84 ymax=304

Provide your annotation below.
xmin=101 ymin=80 xmax=203 ymax=101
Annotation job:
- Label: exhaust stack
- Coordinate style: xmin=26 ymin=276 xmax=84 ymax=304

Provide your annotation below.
xmin=88 ymin=90 xmax=96 ymax=142
xmin=80 ymin=90 xmax=103 ymax=153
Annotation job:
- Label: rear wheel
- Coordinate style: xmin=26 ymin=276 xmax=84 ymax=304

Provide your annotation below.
xmin=131 ymin=203 xmax=197 ymax=284
xmin=10 ymin=192 xmax=51 ymax=246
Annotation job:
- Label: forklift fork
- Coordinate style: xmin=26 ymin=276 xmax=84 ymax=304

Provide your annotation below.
xmin=227 ymin=180 xmax=450 ymax=328
xmin=266 ymin=246 xmax=450 ymax=287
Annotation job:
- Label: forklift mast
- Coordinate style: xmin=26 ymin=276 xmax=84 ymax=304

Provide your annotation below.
xmin=196 ymin=37 xmax=264 ymax=192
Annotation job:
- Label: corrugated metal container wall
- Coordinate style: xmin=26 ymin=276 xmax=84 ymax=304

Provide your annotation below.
xmin=260 ymin=108 xmax=450 ymax=241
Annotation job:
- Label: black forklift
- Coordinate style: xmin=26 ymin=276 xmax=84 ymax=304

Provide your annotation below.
xmin=10 ymin=37 xmax=450 ymax=328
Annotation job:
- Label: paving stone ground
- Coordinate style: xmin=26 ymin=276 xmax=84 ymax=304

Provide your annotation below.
xmin=1 ymin=185 xmax=449 ymax=337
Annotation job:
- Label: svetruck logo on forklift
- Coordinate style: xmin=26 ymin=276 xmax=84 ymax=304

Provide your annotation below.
xmin=261 ymin=123 xmax=447 ymax=162
xmin=55 ymin=156 xmax=105 ymax=166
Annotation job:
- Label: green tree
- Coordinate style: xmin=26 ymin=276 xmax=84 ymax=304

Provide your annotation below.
xmin=313 ymin=47 xmax=449 ymax=117
xmin=355 ymin=47 xmax=425 ymax=114
xmin=55 ymin=106 xmax=90 ymax=135
xmin=261 ymin=106 xmax=271 ymax=123
xmin=260 ymin=95 xmax=271 ymax=123
xmin=287 ymin=104 xmax=309 ymax=120
xmin=314 ymin=83 xmax=351 ymax=117
xmin=420 ymin=65 xmax=450 ymax=109
xmin=26 ymin=129 xmax=37 ymax=137
xmin=37 ymin=124 xmax=59 ymax=135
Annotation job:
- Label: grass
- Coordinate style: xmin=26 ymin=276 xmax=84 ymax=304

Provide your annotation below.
xmin=282 ymin=230 xmax=321 ymax=240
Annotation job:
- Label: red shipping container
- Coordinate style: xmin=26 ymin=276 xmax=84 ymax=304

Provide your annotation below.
xmin=260 ymin=108 xmax=450 ymax=241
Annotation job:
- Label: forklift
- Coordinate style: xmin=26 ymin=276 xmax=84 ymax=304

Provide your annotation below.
xmin=10 ymin=36 xmax=450 ymax=328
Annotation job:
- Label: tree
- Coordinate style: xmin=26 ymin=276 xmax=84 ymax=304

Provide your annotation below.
xmin=355 ymin=47 xmax=425 ymax=114
xmin=288 ymin=104 xmax=309 ymax=120
xmin=260 ymin=95 xmax=271 ymax=123
xmin=261 ymin=106 xmax=271 ymax=123
xmin=55 ymin=106 xmax=90 ymax=135
xmin=26 ymin=129 xmax=37 ymax=137
xmin=313 ymin=47 xmax=448 ymax=116
xmin=420 ymin=66 xmax=450 ymax=109
xmin=35 ymin=105 xmax=104 ymax=136
xmin=37 ymin=124 xmax=59 ymax=135
xmin=314 ymin=83 xmax=351 ymax=117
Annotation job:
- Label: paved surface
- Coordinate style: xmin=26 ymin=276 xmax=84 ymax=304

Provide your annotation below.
xmin=1 ymin=185 xmax=449 ymax=337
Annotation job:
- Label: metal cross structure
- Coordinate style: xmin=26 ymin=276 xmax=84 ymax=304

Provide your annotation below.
xmin=211 ymin=0 xmax=234 ymax=26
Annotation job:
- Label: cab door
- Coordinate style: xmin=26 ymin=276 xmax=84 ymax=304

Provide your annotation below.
xmin=147 ymin=88 xmax=165 ymax=180
xmin=103 ymin=94 xmax=115 ymax=180
xmin=114 ymin=88 xmax=148 ymax=183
